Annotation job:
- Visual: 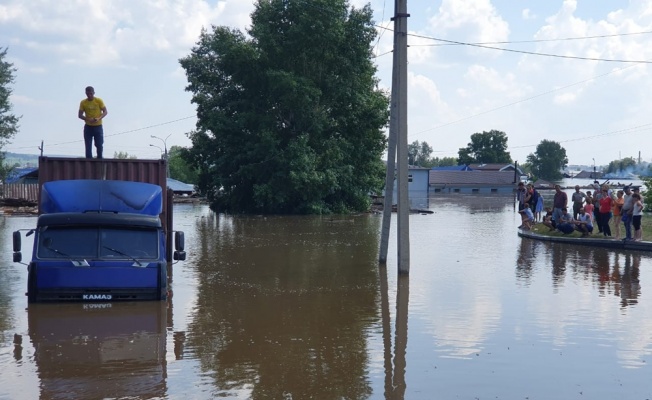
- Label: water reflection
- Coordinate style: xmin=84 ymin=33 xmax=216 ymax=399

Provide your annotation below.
xmin=516 ymin=239 xmax=643 ymax=308
xmin=27 ymin=302 xmax=168 ymax=399
xmin=180 ymin=213 xmax=382 ymax=398
xmin=4 ymin=200 xmax=652 ymax=398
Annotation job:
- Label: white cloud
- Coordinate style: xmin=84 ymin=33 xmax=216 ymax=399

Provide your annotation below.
xmin=0 ymin=0 xmax=250 ymax=67
xmin=553 ymin=91 xmax=578 ymax=104
xmin=522 ymin=8 xmax=536 ymax=20
xmin=428 ymin=0 xmax=510 ymax=44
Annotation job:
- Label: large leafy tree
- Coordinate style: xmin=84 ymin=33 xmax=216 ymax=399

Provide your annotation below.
xmin=526 ymin=139 xmax=568 ymax=180
xmin=0 ymin=48 xmax=20 ymax=181
xmin=179 ymin=1 xmax=389 ymax=214
xmin=458 ymin=130 xmax=512 ymax=165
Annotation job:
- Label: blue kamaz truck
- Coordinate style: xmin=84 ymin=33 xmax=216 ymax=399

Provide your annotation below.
xmin=12 ymin=157 xmax=186 ymax=302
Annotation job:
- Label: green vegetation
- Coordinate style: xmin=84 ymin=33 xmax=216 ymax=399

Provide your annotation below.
xmin=168 ymin=145 xmax=198 ymax=185
xmin=180 ymin=0 xmax=388 ymax=214
xmin=526 ymin=140 xmax=568 ymax=181
xmin=0 ymin=48 xmax=21 ymax=181
xmin=113 ymin=151 xmax=137 ymax=159
xmin=408 ymin=140 xmax=457 ymax=167
xmin=458 ymin=130 xmax=512 ymax=165
xmin=642 ymin=177 xmax=652 ymax=212
xmin=605 ymin=157 xmax=636 ymax=174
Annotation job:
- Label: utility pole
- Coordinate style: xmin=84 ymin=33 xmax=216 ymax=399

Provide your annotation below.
xmin=378 ymin=0 xmax=410 ymax=274
xmin=379 ymin=22 xmax=400 ymax=265
xmin=394 ymin=0 xmax=410 ymax=274
xmin=151 ymin=134 xmax=171 ymax=177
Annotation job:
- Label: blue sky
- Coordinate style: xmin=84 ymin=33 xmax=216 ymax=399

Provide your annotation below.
xmin=1 ymin=0 xmax=651 ymax=167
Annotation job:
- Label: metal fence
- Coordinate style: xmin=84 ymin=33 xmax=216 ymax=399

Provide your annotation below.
xmin=1 ymin=184 xmax=39 ymax=202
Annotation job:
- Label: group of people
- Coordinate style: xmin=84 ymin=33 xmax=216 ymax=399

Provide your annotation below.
xmin=515 ymin=182 xmax=544 ymax=230
xmin=517 ymin=181 xmax=645 ymax=242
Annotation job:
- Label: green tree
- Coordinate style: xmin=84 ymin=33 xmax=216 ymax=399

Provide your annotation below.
xmin=605 ymin=157 xmax=636 ymax=174
xmin=457 ymin=130 xmax=512 ymax=165
xmin=408 ymin=140 xmax=433 ymax=167
xmin=180 ymin=0 xmax=388 ymax=214
xmin=168 ymin=145 xmax=198 ymax=185
xmin=428 ymin=156 xmax=457 ymax=168
xmin=0 ymin=48 xmax=21 ymax=182
xmin=526 ymin=140 xmax=568 ymax=181
xmin=113 ymin=151 xmax=137 ymax=159
xmin=519 ymin=161 xmax=534 ymax=178
xmin=641 ymin=177 xmax=652 ymax=211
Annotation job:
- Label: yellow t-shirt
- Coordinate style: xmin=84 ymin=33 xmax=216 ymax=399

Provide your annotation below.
xmin=79 ymin=97 xmax=105 ymax=126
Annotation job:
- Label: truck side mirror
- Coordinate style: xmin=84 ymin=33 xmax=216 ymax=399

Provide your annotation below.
xmin=175 ymin=231 xmax=185 ymax=251
xmin=13 ymin=252 xmax=22 ymax=263
xmin=13 ymin=231 xmax=21 ymax=252
xmin=173 ymin=251 xmax=186 ymax=261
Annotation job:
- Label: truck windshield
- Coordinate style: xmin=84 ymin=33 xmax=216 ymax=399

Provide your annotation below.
xmin=37 ymin=227 xmax=159 ymax=260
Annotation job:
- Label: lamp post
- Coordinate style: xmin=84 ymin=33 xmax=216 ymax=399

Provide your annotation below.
xmin=592 ymin=158 xmax=596 ymax=180
xmin=149 ymin=144 xmax=164 ymax=159
xmin=151 ymin=134 xmax=171 ymax=177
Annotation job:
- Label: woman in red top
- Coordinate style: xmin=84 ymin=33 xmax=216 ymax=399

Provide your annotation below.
xmin=598 ymin=188 xmax=614 ymax=237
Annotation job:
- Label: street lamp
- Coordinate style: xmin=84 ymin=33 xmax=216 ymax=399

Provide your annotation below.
xmin=151 ymin=134 xmax=172 ymax=177
xmin=149 ymin=144 xmax=164 ymax=159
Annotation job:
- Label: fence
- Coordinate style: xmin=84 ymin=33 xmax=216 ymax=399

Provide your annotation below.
xmin=1 ymin=184 xmax=39 ymax=202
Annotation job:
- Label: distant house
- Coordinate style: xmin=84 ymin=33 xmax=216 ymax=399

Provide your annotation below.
xmin=166 ymin=178 xmax=195 ymax=195
xmin=429 ymin=170 xmax=518 ymax=193
xmin=574 ymin=170 xmax=604 ymax=179
xmin=4 ymin=167 xmax=39 ymax=184
xmin=431 ymin=165 xmax=472 ymax=171
xmin=390 ymin=165 xmax=429 ymax=193
xmin=468 ymin=163 xmax=525 ymax=175
xmin=4 ymin=167 xmax=195 ymax=195
xmin=533 ymin=179 xmax=555 ymax=190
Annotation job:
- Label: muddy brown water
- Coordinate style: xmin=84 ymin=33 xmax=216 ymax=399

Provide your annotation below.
xmin=1 ymin=193 xmax=651 ymax=399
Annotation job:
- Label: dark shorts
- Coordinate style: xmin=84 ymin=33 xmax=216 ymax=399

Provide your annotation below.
xmin=558 ymin=223 xmax=575 ymax=234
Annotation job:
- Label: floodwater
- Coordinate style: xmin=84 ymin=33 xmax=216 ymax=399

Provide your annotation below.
xmin=1 ymin=188 xmax=652 ymax=399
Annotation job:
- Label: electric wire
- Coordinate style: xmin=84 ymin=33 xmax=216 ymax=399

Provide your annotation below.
xmin=7 ymin=115 xmax=196 ymax=151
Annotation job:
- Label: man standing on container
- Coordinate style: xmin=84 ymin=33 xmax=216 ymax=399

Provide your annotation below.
xmin=78 ymin=86 xmax=108 ymax=159
xmin=552 ymin=184 xmax=568 ymax=226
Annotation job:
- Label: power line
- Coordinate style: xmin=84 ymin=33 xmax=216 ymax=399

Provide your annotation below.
xmin=410 ymin=30 xmax=652 ymax=47
xmin=373 ymin=25 xmax=652 ymax=63
xmin=407 ymin=32 xmax=652 ymax=63
xmin=509 ymin=123 xmax=652 ymax=150
xmin=8 ymin=115 xmax=196 ymax=150
xmin=417 ymin=124 xmax=652 ymax=158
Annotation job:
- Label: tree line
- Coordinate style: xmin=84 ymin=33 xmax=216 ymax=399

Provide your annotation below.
xmin=409 ymin=130 xmax=569 ymax=182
